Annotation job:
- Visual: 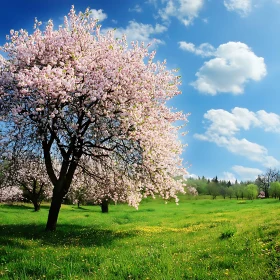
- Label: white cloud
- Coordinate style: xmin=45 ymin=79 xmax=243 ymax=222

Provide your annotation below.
xmin=179 ymin=41 xmax=215 ymax=57
xmin=195 ymin=132 xmax=278 ymax=167
xmin=221 ymin=172 xmax=236 ymax=183
xmin=231 ymin=165 xmax=262 ymax=181
xmin=179 ymin=41 xmax=196 ymax=52
xmin=263 ymin=156 xmax=280 ymax=169
xmin=201 ymin=107 xmax=259 ymax=136
xmin=90 ymin=9 xmax=107 ymax=22
xmin=224 ymin=0 xmax=280 ymax=16
xmin=184 ymin=173 xmax=199 ymax=179
xmin=194 ymin=107 xmax=280 ymax=169
xmin=201 ymin=107 xmax=280 ymax=137
xmin=256 ymin=110 xmax=280 ymax=133
xmin=129 ymin=4 xmax=143 ymax=13
xmin=224 ymin=0 xmax=252 ymax=16
xmin=154 ymin=23 xmax=168 ymax=33
xmin=159 ymin=0 xmax=204 ymax=26
xmin=103 ymin=21 xmax=167 ymax=45
xmin=190 ymin=42 xmax=266 ymax=95
xmin=226 ymin=138 xmax=269 ymax=163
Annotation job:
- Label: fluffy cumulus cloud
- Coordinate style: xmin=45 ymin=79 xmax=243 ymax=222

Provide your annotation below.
xmin=194 ymin=107 xmax=280 ymax=168
xmin=103 ymin=21 xmax=167 ymax=45
xmin=90 ymin=9 xmax=107 ymax=22
xmin=199 ymin=107 xmax=280 ymax=135
xmin=159 ymin=0 xmax=204 ymax=26
xmin=185 ymin=42 xmax=267 ymax=95
xmin=231 ymin=165 xmax=262 ymax=181
xmin=200 ymin=107 xmax=259 ymax=136
xmin=224 ymin=0 xmax=252 ymax=16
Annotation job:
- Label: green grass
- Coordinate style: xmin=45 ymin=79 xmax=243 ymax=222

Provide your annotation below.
xmin=1 ymin=197 xmax=280 ymax=279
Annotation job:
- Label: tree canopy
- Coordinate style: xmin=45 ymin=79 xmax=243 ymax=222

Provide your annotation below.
xmin=0 ymin=7 xmax=187 ymax=230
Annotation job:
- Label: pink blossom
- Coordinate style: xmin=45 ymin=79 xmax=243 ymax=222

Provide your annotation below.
xmin=0 ymin=6 xmax=188 ymax=229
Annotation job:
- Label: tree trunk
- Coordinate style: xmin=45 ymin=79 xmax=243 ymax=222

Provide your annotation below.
xmin=265 ymin=189 xmax=269 ymax=198
xmin=46 ymin=192 xmax=63 ymax=231
xmin=33 ymin=201 xmax=40 ymax=212
xmin=101 ymin=199 xmax=109 ymax=213
xmin=43 ymin=149 xmax=80 ymax=231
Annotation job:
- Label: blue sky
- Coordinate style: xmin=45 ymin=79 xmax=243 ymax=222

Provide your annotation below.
xmin=1 ymin=0 xmax=280 ymax=182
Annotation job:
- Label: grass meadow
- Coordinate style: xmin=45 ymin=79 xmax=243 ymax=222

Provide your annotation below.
xmin=1 ymin=196 xmax=280 ymax=279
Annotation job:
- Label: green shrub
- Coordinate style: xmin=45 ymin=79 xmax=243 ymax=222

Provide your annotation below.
xmin=220 ymin=227 xmax=236 ymax=239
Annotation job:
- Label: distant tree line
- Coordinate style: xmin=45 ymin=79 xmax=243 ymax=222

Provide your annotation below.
xmin=185 ymin=168 xmax=280 ymax=200
xmin=2 ymin=158 xmax=280 ymax=208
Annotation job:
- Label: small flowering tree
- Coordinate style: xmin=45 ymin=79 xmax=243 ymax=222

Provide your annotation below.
xmin=13 ymin=156 xmax=53 ymax=211
xmin=258 ymin=190 xmax=265 ymax=199
xmin=0 ymin=146 xmax=22 ymax=203
xmin=0 ymin=7 xmax=187 ymax=230
xmin=186 ymin=186 xmax=198 ymax=196
xmin=0 ymin=186 xmax=23 ymax=203
xmin=0 ymin=145 xmax=52 ymax=211
xmin=69 ymin=157 xmax=150 ymax=213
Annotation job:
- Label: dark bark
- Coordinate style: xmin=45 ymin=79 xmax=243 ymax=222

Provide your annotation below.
xmin=33 ymin=201 xmax=41 ymax=212
xmin=43 ymin=124 xmax=83 ymax=230
xmin=45 ymin=190 xmax=64 ymax=231
xmin=265 ymin=189 xmax=269 ymax=199
xmin=42 ymin=139 xmax=58 ymax=186
xmin=101 ymin=199 xmax=109 ymax=213
xmin=45 ymin=160 xmax=79 ymax=231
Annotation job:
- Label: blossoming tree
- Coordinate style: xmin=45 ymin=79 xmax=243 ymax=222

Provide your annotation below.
xmin=0 ymin=7 xmax=187 ymax=231
xmin=0 ymin=186 xmax=23 ymax=203
xmin=0 ymin=141 xmax=52 ymax=210
xmin=68 ymin=157 xmax=148 ymax=213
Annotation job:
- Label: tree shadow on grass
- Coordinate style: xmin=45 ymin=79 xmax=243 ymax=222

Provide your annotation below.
xmin=0 ymin=204 xmax=51 ymax=212
xmin=0 ymin=223 xmax=137 ymax=248
xmin=0 ymin=204 xmax=34 ymax=210
xmin=70 ymin=206 xmax=91 ymax=211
